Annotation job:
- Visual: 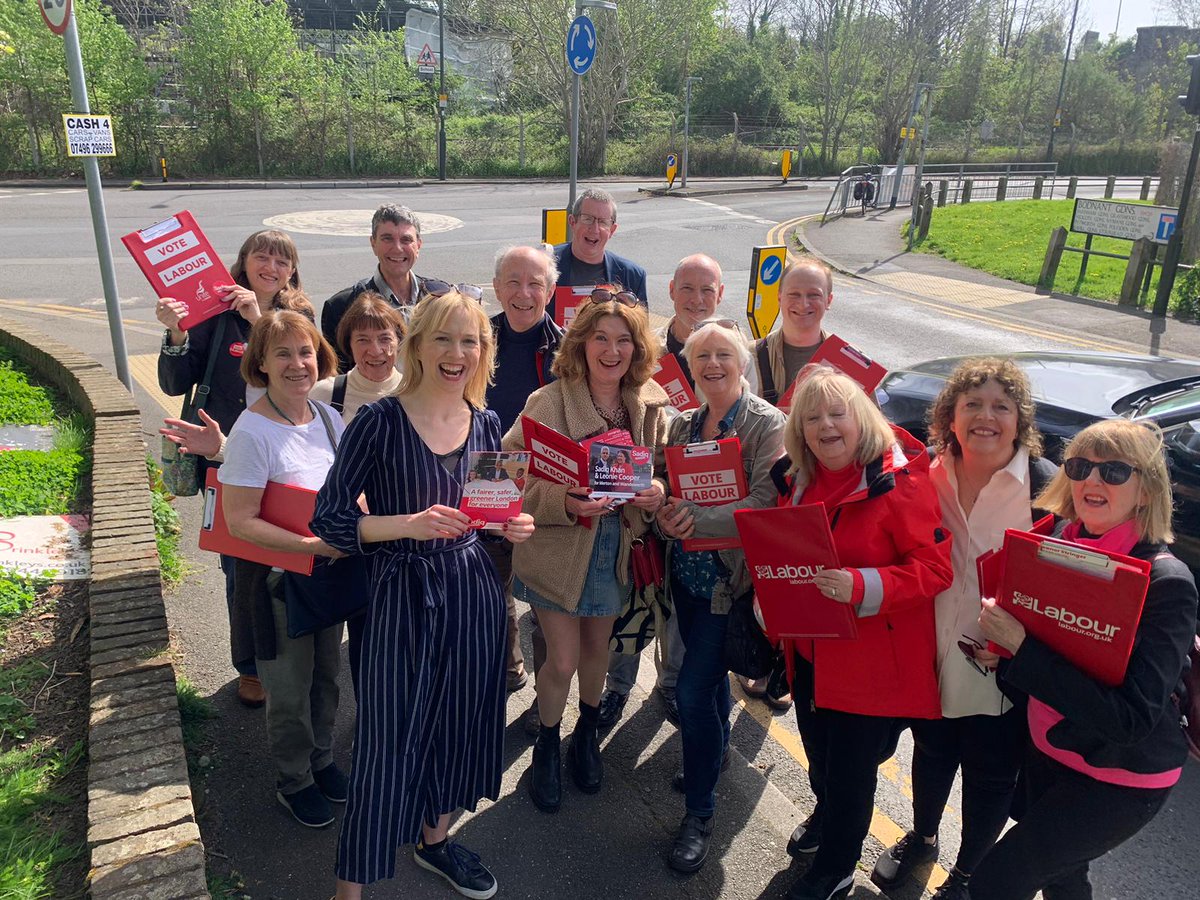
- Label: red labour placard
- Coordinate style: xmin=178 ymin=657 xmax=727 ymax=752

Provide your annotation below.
xmin=199 ymin=469 xmax=316 ymax=574
xmin=735 ymin=503 xmax=858 ymax=640
xmin=665 ymin=438 xmax=747 ymax=551
xmin=809 ymin=334 xmax=888 ymax=393
xmin=122 ymin=210 xmax=235 ymax=332
xmin=652 ymin=353 xmax=699 ymax=413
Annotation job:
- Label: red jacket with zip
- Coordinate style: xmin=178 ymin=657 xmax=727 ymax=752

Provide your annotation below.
xmin=773 ymin=427 xmax=953 ymax=719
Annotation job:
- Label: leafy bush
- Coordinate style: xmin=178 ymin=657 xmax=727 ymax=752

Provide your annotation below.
xmin=147 ymin=456 xmax=184 ymax=585
xmin=1172 ymin=266 xmax=1200 ymax=322
xmin=0 ymin=352 xmax=54 ymax=426
xmin=0 ymin=569 xmax=50 ymax=619
xmin=0 ymin=448 xmax=89 ymax=517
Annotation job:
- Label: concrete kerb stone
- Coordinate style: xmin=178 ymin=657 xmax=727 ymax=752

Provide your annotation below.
xmin=0 ymin=316 xmax=206 ymax=898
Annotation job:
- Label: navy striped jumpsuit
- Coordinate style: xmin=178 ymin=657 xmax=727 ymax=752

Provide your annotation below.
xmin=311 ymin=397 xmax=506 ymax=885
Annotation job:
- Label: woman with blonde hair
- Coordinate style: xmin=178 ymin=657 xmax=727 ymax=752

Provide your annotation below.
xmin=504 ymin=292 xmax=669 ymax=813
xmin=771 ymin=366 xmax=953 ymax=900
xmin=971 ymin=418 xmax=1197 ymax=900
xmin=872 ymin=358 xmax=1055 ymax=899
xmin=312 ymin=290 xmax=534 ymax=900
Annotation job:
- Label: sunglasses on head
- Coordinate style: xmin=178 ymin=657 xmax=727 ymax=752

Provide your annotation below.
xmin=423 ymin=280 xmax=484 ymax=302
xmin=1063 ymin=457 xmax=1138 ymax=486
xmin=692 ymin=316 xmax=743 ymax=335
xmin=583 ymin=286 xmax=639 ymax=308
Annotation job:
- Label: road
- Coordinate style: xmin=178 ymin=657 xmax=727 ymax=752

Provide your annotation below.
xmin=1 ymin=178 xmax=1195 ymax=900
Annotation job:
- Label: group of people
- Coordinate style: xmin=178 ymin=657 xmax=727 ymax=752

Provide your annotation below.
xmin=155 ymin=190 xmax=1198 ymax=900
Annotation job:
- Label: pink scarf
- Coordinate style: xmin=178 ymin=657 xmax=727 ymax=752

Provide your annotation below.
xmin=1060 ymin=517 xmax=1140 ymax=557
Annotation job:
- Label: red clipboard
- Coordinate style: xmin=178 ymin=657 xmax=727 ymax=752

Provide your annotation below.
xmin=991 ymin=528 xmax=1152 ymax=686
xmin=665 ymin=438 xmax=747 ymax=551
xmin=810 ymin=334 xmax=888 ymax=393
xmin=199 ymin=468 xmax=316 ymax=574
xmin=735 ymin=503 xmax=858 ymax=640
xmin=121 ymin=211 xmax=235 ymax=331
xmin=552 ymin=285 xmax=595 ymax=329
xmin=653 ymin=353 xmax=699 ymax=413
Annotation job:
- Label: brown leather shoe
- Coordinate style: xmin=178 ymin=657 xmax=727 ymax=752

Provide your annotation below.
xmin=237 ymin=674 xmax=266 ymax=708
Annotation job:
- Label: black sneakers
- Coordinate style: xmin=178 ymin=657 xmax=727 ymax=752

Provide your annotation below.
xmin=786 ymin=812 xmax=821 ymax=857
xmin=276 ymin=783 xmax=334 ymax=828
xmin=597 ymin=689 xmax=629 ymax=729
xmin=871 ymin=831 xmax=940 ymax=887
xmin=312 ymin=763 xmax=349 ymax=804
xmin=414 ymin=840 xmax=498 ymax=900
xmin=786 ymin=869 xmax=855 ymax=900
xmin=931 ymin=870 xmax=971 ymax=900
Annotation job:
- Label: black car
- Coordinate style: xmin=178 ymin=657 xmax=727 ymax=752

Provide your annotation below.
xmin=875 ymin=351 xmax=1200 ymax=575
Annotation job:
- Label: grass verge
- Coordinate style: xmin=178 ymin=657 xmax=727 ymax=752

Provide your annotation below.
xmin=0 ymin=349 xmax=55 ymax=426
xmin=913 ymin=199 xmax=1178 ymax=308
xmin=147 ymin=457 xmax=185 ymax=586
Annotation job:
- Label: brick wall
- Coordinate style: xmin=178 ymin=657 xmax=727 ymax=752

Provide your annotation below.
xmin=0 ymin=316 xmax=208 ymax=899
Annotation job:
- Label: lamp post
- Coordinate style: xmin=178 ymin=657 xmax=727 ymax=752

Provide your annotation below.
xmin=437 ymin=0 xmax=446 ymax=181
xmin=682 ymin=75 xmax=701 ymax=189
xmin=568 ymin=0 xmax=617 ymax=214
xmin=1046 ymin=0 xmax=1080 ymax=162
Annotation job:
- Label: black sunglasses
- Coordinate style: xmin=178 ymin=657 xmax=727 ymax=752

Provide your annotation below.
xmin=583 ymin=285 xmax=639 ymax=308
xmin=423 ymin=279 xmax=484 ymax=302
xmin=1063 ymin=457 xmax=1138 ymax=486
xmin=957 ymin=634 xmax=991 ymax=677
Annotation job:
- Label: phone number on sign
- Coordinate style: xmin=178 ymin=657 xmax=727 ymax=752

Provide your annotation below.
xmin=70 ymin=141 xmax=116 ymax=156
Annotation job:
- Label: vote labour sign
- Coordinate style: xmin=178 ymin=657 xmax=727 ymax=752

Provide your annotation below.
xmin=62 ymin=114 xmax=115 ymax=157
xmin=121 ymin=211 xmax=235 ymax=332
xmin=665 ymin=438 xmax=747 ymax=551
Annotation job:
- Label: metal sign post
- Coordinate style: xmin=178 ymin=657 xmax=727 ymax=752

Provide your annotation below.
xmin=59 ymin=10 xmax=131 ymax=390
xmin=566 ymin=2 xmax=615 ymax=214
xmin=682 ymin=76 xmax=700 ymax=188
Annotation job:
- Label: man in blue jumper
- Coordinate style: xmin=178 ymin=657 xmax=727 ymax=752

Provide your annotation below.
xmin=550 ymin=188 xmax=648 ymax=322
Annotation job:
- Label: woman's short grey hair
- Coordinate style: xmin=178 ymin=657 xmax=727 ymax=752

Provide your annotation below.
xmin=681 ymin=323 xmax=752 ymax=403
xmin=493 ymin=244 xmax=560 ymax=284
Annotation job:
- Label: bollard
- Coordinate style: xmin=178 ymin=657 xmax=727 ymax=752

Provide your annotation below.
xmin=918 ymin=196 xmax=934 ymax=241
xmin=1038 ymin=226 xmax=1068 ymax=293
xmin=997 ymin=176 xmax=1008 ymax=202
xmin=1105 ymin=175 xmax=1116 ymax=198
xmin=1067 ymin=176 xmax=1078 ymax=199
xmin=1140 ymin=176 xmax=1152 ymax=201
xmin=937 ymin=180 xmax=948 ymax=207
xmin=160 ymin=157 xmax=168 ymax=183
xmin=1033 ymin=175 xmax=1044 ymax=200
xmin=1121 ymin=238 xmax=1151 ymax=306
xmin=961 ymin=179 xmax=973 ymax=203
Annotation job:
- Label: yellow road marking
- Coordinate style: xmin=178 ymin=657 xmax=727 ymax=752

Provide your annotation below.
xmin=128 ymin=353 xmax=176 ymax=417
xmin=2 ymin=298 xmax=161 ymax=337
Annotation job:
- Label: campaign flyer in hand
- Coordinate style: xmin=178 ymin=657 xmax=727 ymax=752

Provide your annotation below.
xmin=588 ymin=442 xmax=652 ymax=499
xmin=460 ymin=451 xmax=530 ymax=530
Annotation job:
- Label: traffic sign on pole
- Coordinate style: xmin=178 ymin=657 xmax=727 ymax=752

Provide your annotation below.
xmin=40 ymin=0 xmax=72 ymax=35
xmin=666 ymin=153 xmax=678 ymax=188
xmin=567 ymin=15 xmax=597 ymax=76
xmin=746 ymin=245 xmax=788 ymax=339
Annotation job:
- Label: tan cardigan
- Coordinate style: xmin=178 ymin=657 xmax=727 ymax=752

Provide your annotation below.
xmin=502 ymin=376 xmax=670 ymax=613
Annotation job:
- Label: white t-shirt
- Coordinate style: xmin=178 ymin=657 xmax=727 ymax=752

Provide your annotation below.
xmin=219 ymin=402 xmax=345 ymax=491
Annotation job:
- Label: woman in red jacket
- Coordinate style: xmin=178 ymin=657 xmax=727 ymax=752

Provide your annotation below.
xmin=772 ymin=366 xmax=953 ymax=900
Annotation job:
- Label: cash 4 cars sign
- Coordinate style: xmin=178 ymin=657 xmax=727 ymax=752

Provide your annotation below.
xmin=62 ymin=114 xmax=115 ymax=157
xmin=40 ymin=0 xmax=72 ymax=35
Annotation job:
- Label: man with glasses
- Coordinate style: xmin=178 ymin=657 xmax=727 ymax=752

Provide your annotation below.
xmin=321 ymin=204 xmax=435 ymax=372
xmin=596 ymin=254 xmax=727 ymax=730
xmin=486 ymin=245 xmax=565 ymax=705
xmin=551 ymin=189 xmax=648 ymax=322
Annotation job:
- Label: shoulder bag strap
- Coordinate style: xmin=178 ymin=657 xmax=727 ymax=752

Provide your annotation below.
xmin=311 ymin=401 xmax=340 ymax=451
xmin=755 ymin=340 xmax=777 ymax=405
xmin=330 ymin=374 xmax=348 ymax=413
xmin=187 ymin=314 xmax=229 ymax=423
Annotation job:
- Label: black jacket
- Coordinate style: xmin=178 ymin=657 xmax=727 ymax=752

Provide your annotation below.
xmin=1002 ymin=539 xmax=1198 ymax=780
xmin=321 ymin=273 xmax=428 ymax=373
xmin=157 ymin=310 xmax=252 ymax=438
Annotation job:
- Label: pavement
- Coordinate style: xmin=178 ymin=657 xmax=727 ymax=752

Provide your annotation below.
xmin=794 ymin=207 xmax=1200 ymax=362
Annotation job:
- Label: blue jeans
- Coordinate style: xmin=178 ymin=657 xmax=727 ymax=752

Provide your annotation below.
xmin=673 ymin=575 xmax=731 ymax=819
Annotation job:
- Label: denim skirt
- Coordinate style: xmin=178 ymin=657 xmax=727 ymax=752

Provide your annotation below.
xmin=514 ymin=513 xmax=631 ymax=618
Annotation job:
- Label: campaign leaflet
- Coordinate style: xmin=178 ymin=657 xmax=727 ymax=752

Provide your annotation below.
xmin=552 ymin=285 xmax=595 ymax=329
xmin=665 ymin=438 xmax=747 ymax=551
xmin=121 ymin=211 xmax=236 ymax=332
xmin=588 ymin=442 xmax=652 ymax=499
xmin=459 ymin=451 xmax=530 ymax=530
xmin=734 ymin=503 xmax=858 ymax=640
xmin=652 ymin=353 xmax=700 ymax=413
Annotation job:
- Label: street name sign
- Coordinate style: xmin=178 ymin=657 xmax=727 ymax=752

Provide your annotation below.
xmin=567 ymin=15 xmax=597 ymax=76
xmin=62 ymin=114 xmax=115 ymax=157
xmin=1070 ymin=199 xmax=1179 ymax=246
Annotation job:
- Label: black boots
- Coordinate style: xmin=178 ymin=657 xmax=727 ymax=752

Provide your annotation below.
xmin=530 ymin=721 xmax=561 ymax=813
xmin=569 ymin=700 xmax=603 ymax=793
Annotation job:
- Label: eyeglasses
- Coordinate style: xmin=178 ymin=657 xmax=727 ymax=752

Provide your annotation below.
xmin=957 ymin=635 xmax=991 ymax=677
xmin=422 ymin=280 xmax=484 ymax=302
xmin=582 ymin=286 xmax=639 ymax=308
xmin=692 ymin=317 xmax=743 ymax=335
xmin=573 ymin=213 xmax=614 ymax=229
xmin=1063 ymin=457 xmax=1138 ymax=486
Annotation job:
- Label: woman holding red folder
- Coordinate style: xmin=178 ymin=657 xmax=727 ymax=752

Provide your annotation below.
xmin=872 ymin=359 xmax=1055 ymax=899
xmin=771 ymin=366 xmax=953 ymax=900
xmin=970 ymin=419 xmax=1197 ymax=900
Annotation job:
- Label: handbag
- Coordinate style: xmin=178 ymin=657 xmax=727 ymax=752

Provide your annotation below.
xmin=610 ymin=531 xmax=669 ymax=660
xmin=161 ymin=314 xmax=228 ymax=496
xmin=723 ymin=589 xmax=778 ymax=680
xmin=280 ymin=401 xmax=370 ymax=637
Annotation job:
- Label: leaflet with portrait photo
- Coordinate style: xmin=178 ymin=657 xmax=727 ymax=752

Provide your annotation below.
xmin=587 ymin=441 xmax=652 ymax=499
xmin=459 ymin=451 xmax=530 ymax=530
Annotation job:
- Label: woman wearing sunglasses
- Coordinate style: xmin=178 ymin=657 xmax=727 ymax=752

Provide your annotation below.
xmin=969 ymin=418 xmax=1197 ymax=900
xmin=871 ymin=359 xmax=1055 ymax=899
xmin=503 ymin=293 xmax=669 ymax=813
xmin=655 ymin=320 xmax=786 ymax=873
